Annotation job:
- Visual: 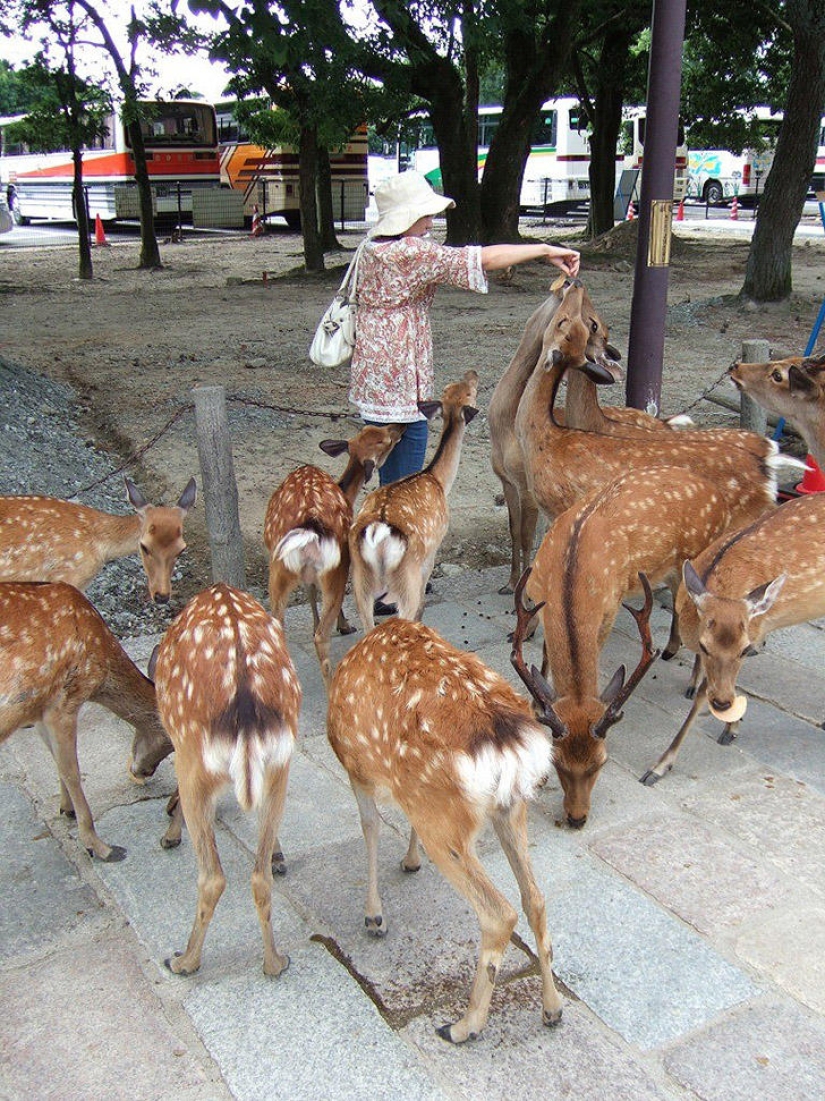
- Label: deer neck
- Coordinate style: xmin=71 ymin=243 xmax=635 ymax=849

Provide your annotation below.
xmin=94 ymin=647 xmax=162 ymax=733
xmin=521 ymin=355 xmax=567 ymax=435
xmin=564 ymin=371 xmax=610 ymax=432
xmin=425 ymin=413 xmax=469 ymax=496
xmin=337 ymin=461 xmax=367 ymax=506
xmin=95 ymin=511 xmax=143 ymax=561
xmin=496 ymin=296 xmax=562 ymax=417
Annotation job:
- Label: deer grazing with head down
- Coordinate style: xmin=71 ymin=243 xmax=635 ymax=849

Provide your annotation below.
xmin=151 ymin=584 xmax=301 ymax=976
xmin=349 ymin=371 xmax=478 ymax=631
xmin=730 ymin=353 xmax=825 ymax=469
xmin=0 ymin=476 xmax=197 ymax=604
xmin=640 ymin=493 xmax=825 ymax=785
xmin=327 ymin=612 xmax=564 ymax=1044
xmin=522 ymin=464 xmax=734 ymax=824
xmin=264 ymin=424 xmax=402 ymax=687
xmin=0 ymin=581 xmax=173 ymax=862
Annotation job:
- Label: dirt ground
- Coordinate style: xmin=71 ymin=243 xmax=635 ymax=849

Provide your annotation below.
xmin=2 ymin=218 xmax=824 ymax=607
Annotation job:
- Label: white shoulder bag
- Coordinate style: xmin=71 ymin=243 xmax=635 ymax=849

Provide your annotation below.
xmin=309 ymin=242 xmax=366 ymax=368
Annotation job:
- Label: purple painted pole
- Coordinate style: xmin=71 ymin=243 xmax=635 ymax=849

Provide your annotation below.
xmin=625 ymin=0 xmax=688 ymax=414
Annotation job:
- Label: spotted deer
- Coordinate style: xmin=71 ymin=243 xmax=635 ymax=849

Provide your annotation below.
xmin=264 ymin=425 xmax=402 ymax=687
xmin=730 ymin=354 xmax=825 ymax=469
xmin=349 ymin=371 xmax=479 ymax=631
xmin=0 ymin=581 xmax=172 ymax=862
xmin=515 ymin=280 xmax=783 ymax=535
xmin=0 ymin=477 xmax=197 ymax=603
xmin=327 ymin=615 xmax=563 ymax=1044
xmin=152 ymin=584 xmax=301 ymax=977
xmin=641 ymin=493 xmax=825 ymax=784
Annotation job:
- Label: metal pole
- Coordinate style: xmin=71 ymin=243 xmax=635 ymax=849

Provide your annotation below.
xmin=625 ymin=0 xmax=688 ymax=415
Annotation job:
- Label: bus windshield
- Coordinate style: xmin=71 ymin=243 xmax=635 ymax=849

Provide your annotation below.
xmin=132 ymin=103 xmax=217 ymax=148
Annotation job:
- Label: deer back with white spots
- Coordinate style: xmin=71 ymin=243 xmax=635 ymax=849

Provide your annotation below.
xmin=0 ymin=476 xmax=197 ymax=604
xmin=151 ymin=583 xmax=301 ymax=978
xmin=263 ymin=424 xmax=402 ymax=688
xmin=327 ymin=613 xmax=563 ymax=1043
xmin=349 ymin=371 xmax=479 ymax=632
xmin=0 ymin=581 xmax=172 ymax=862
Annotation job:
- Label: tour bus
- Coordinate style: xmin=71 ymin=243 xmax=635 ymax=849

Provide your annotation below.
xmin=619 ymin=107 xmax=689 ymax=202
xmin=215 ymin=100 xmax=368 ymax=228
xmin=0 ymin=100 xmax=220 ymax=223
xmin=684 ymin=107 xmax=783 ymax=204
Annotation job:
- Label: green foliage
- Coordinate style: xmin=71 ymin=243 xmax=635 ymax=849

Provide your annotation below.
xmin=6 ymin=58 xmax=112 ymax=153
xmin=0 ymin=60 xmax=34 ymax=115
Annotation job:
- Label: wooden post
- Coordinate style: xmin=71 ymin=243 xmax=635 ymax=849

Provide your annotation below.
xmin=193 ymin=385 xmax=246 ymax=588
xmin=739 ymin=339 xmax=770 ymax=435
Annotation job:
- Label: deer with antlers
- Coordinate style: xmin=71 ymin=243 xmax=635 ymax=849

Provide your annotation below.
xmin=0 ymin=477 xmax=197 ymax=603
xmin=327 ymin=612 xmax=564 ymax=1044
xmin=151 ymin=584 xmax=301 ymax=976
xmin=730 ymin=354 xmax=825 ymax=469
xmin=0 ymin=581 xmax=172 ymax=861
xmin=640 ymin=493 xmax=825 ymax=785
xmin=349 ymin=371 xmax=478 ymax=631
xmin=264 ymin=424 xmax=402 ymax=687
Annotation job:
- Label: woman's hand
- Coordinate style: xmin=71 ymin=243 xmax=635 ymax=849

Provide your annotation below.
xmin=545 ymin=246 xmax=580 ymax=278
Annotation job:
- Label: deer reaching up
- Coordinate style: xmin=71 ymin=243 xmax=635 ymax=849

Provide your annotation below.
xmin=327 ymin=614 xmax=563 ymax=1043
xmin=641 ymin=493 xmax=825 ymax=785
xmin=152 ymin=584 xmax=302 ymax=977
xmin=349 ymin=371 xmax=479 ymax=632
xmin=730 ymin=354 xmax=825 ymax=469
xmin=264 ymin=425 xmax=402 ymax=687
xmin=0 ymin=477 xmax=197 ymax=604
xmin=0 ymin=581 xmax=172 ymax=862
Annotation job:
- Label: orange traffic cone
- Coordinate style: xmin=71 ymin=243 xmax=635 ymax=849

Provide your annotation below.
xmin=730 ymin=194 xmax=739 ymax=221
xmin=675 ymin=198 xmax=685 ymax=222
xmin=250 ymin=204 xmax=264 ymax=238
xmin=93 ymin=213 xmax=109 ymax=247
xmin=626 ymin=200 xmax=636 ymax=221
xmin=796 ymin=454 xmax=825 ymax=494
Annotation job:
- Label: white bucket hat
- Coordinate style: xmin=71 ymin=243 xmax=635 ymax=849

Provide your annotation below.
xmin=370 ymin=170 xmax=455 ymax=237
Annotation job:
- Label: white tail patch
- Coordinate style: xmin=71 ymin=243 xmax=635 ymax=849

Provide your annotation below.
xmin=663 ymin=414 xmax=695 ymax=428
xmin=203 ymin=729 xmax=294 ymax=812
xmin=275 ymin=529 xmax=341 ymax=575
xmin=361 ymin=522 xmax=406 ymax=573
xmin=455 ymin=723 xmax=551 ymax=811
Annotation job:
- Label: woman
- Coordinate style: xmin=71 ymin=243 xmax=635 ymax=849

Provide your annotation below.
xmin=350 ymin=170 xmax=580 ymax=485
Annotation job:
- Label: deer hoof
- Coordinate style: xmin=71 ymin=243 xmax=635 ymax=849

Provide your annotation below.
xmin=640 ymin=769 xmax=662 ymax=787
xmin=264 ymin=954 xmax=290 ymax=978
xmin=685 ymin=686 xmax=697 ymax=700
xmin=498 ymin=584 xmax=515 ymax=596
xmin=660 ymin=648 xmax=677 ymax=662
xmin=436 ymin=1023 xmax=478 ymax=1044
xmin=91 ymin=844 xmax=126 ymax=863
xmin=543 ymin=1007 xmax=563 ymax=1027
xmin=271 ymin=851 xmax=287 ymax=875
xmin=365 ymin=915 xmax=386 ymax=937
xmin=401 ymin=860 xmax=421 ymax=874
xmin=160 ymin=834 xmax=181 ymax=850
xmin=165 ymin=952 xmax=198 ymax=976
xmin=717 ymin=726 xmax=737 ymax=746
xmin=60 ymin=806 xmax=77 ymax=819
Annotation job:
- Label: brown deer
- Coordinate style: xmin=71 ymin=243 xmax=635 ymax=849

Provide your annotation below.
xmin=327 ymin=613 xmax=563 ymax=1044
xmin=0 ymin=477 xmax=197 ymax=603
xmin=515 ymin=280 xmax=782 ymax=535
xmin=730 ymin=354 xmax=825 ymax=468
xmin=349 ymin=371 xmax=479 ymax=631
xmin=152 ymin=584 xmax=301 ymax=977
xmin=641 ymin=493 xmax=825 ymax=785
xmin=0 ymin=581 xmax=173 ymax=861
xmin=264 ymin=425 xmax=402 ymax=687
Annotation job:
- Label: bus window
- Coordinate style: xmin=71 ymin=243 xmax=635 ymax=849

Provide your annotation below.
xmin=532 ymin=110 xmax=556 ymax=147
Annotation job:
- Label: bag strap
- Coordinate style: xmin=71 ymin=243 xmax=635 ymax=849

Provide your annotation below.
xmin=337 ymin=240 xmax=366 ymax=301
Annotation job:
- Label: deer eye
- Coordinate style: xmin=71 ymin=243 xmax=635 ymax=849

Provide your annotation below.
xmin=590 ymin=318 xmax=599 ymax=333
xmin=139 ymin=543 xmax=151 ymax=557
xmin=699 ymin=642 xmax=709 ymax=655
xmin=771 ymin=369 xmax=783 ymax=382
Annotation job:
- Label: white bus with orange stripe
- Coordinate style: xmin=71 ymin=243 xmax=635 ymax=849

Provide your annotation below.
xmin=1 ymin=100 xmax=220 ymax=223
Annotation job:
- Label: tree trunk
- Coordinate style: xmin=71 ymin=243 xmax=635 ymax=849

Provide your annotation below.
xmin=299 ymin=125 xmax=324 ymax=272
xmin=742 ymin=1 xmax=825 ymax=301
xmin=126 ymin=116 xmax=162 ymax=270
xmin=72 ymin=147 xmax=93 ymax=280
xmin=428 ymin=98 xmax=481 ymax=244
xmin=317 ymin=145 xmax=341 ymax=251
xmin=582 ymin=31 xmax=633 ymax=238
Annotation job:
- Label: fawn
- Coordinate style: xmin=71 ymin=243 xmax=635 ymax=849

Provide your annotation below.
xmin=264 ymin=424 xmax=402 ymax=686
xmin=0 ymin=476 xmax=196 ymax=603
xmin=0 ymin=581 xmax=172 ymax=861
xmin=327 ymin=611 xmax=563 ymax=1043
xmin=349 ymin=371 xmax=478 ymax=630
xmin=152 ymin=584 xmax=301 ymax=976
xmin=730 ymin=353 xmax=825 ymax=469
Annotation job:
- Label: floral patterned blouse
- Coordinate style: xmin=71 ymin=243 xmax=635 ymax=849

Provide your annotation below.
xmin=349 ymin=236 xmax=487 ymax=422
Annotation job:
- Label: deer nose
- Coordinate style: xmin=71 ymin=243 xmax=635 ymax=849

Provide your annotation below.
xmin=710 ymin=696 xmax=732 ymax=713
xmin=567 ymin=813 xmax=588 ymax=830
xmin=153 ymin=592 xmax=171 ymax=605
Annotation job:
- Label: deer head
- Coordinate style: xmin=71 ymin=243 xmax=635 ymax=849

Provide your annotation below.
xmin=125 ymin=476 xmax=197 ymax=604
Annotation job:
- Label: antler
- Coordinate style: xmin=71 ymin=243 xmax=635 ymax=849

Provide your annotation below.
xmin=592 ymin=572 xmax=660 ymax=739
xmin=510 ymin=569 xmax=568 ymax=740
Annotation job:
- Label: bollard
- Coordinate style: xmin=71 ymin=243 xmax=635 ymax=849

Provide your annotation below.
xmin=738 ymin=339 xmax=769 ymax=435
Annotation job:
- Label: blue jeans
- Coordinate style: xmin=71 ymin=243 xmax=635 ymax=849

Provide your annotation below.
xmin=366 ymin=419 xmax=429 ymax=485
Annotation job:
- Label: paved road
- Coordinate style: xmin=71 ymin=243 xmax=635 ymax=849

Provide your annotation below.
xmin=2 ymin=565 xmax=824 ymax=1101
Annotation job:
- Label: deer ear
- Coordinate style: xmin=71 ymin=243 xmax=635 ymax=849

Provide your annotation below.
xmin=582 ymin=361 xmax=616 ymax=385
xmin=418 ymin=400 xmax=442 ymax=420
xmin=319 ymin=438 xmax=349 ymax=457
xmin=683 ymin=560 xmax=710 ymax=609
xmin=788 ymin=365 xmax=819 ymax=398
xmin=362 ymin=459 xmax=376 ymax=484
xmin=176 ymin=477 xmax=197 ymax=513
xmin=125 ymin=477 xmax=148 ymax=513
xmin=463 ymin=406 xmax=479 ymax=425
xmin=600 ymin=665 xmax=626 ymax=706
xmin=745 ymin=573 xmax=786 ymax=618
xmin=147 ymin=644 xmax=160 ymax=682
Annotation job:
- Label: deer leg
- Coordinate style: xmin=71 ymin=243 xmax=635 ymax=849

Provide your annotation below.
xmin=314 ymin=567 xmax=348 ymax=689
xmin=520 ymin=499 xmax=540 ymax=586
xmin=492 ymin=802 xmax=562 ymax=1028
xmin=685 ymin=653 xmax=703 ymax=699
xmin=166 ymin=767 xmax=225 ymax=975
xmin=42 ymin=707 xmax=126 ymax=862
xmin=640 ymin=679 xmax=708 ymax=786
xmin=661 ymin=578 xmax=682 ymax=660
xmin=401 ymin=827 xmax=422 ymax=873
xmin=500 ymin=483 xmax=523 ymax=594
xmin=161 ymin=786 xmax=184 ymax=849
xmin=307 ymin=582 xmax=321 ymax=632
xmin=267 ymin=567 xmax=295 ymax=625
xmin=352 ymin=780 xmax=385 ymax=936
xmin=351 ymin=559 xmax=376 ymax=634
xmin=717 ymin=719 xmax=741 ymax=746
xmin=417 ymin=820 xmax=517 ymax=1043
xmin=251 ymin=764 xmax=291 ymax=977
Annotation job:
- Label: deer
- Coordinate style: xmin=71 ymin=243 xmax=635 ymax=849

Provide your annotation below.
xmin=0 ymin=581 xmax=173 ymax=862
xmin=514 ymin=280 xmax=784 ymax=546
xmin=521 ymin=464 xmax=735 ymax=824
xmin=349 ymin=371 xmax=478 ymax=632
xmin=640 ymin=492 xmax=825 ymax=785
xmin=326 ymin=610 xmax=564 ymax=1044
xmin=0 ymin=476 xmax=197 ymax=604
xmin=264 ymin=424 xmax=403 ymax=688
xmin=730 ymin=353 xmax=825 ymax=469
xmin=151 ymin=583 xmax=301 ymax=977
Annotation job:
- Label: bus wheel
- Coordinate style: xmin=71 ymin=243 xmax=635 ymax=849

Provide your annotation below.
xmin=704 ymin=181 xmax=724 ymax=206
xmin=284 ymin=211 xmax=301 ymax=231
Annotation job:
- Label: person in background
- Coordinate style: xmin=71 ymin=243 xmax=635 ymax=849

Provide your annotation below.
xmin=349 ymin=170 xmax=580 ymax=614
